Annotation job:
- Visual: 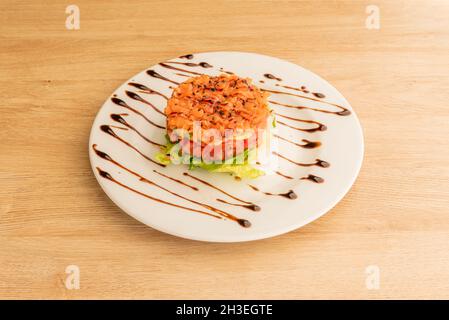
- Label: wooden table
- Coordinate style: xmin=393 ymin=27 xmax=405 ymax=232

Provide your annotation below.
xmin=1 ymin=0 xmax=448 ymax=299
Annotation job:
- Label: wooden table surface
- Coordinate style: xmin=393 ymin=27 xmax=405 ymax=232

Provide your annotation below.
xmin=1 ymin=0 xmax=448 ymax=299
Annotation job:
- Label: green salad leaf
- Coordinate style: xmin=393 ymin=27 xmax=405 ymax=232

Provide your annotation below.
xmin=153 ymin=136 xmax=265 ymax=179
xmin=198 ymin=163 xmax=265 ymax=179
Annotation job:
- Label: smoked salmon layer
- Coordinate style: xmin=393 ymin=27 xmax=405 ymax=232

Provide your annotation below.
xmin=165 ymin=74 xmax=270 ymax=139
xmin=156 ymin=74 xmax=273 ymax=179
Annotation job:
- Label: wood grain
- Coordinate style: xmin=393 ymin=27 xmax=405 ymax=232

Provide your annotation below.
xmin=1 ymin=0 xmax=448 ymax=299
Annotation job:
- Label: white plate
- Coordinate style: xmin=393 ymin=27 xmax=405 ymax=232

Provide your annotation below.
xmin=89 ymin=51 xmax=364 ymax=242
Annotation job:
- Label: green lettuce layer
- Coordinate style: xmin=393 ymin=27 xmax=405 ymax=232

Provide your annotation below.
xmin=154 ymin=137 xmax=265 ymax=179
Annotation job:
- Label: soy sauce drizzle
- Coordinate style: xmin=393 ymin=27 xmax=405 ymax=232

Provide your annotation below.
xmin=313 ymin=92 xmax=326 ymax=98
xmin=175 ymin=73 xmax=191 ymax=77
xmin=301 ymin=174 xmax=325 ymax=183
xmin=275 ymin=83 xmax=326 ymax=99
xmin=125 ymin=90 xmax=165 ymax=116
xmin=111 ymin=97 xmax=165 ymax=129
xmin=146 ymin=69 xmax=180 ymax=85
xmin=92 ymin=145 xmax=249 ymax=227
xmin=183 ymin=172 xmax=255 ymax=205
xmin=159 ymin=62 xmax=204 ymax=76
xmin=275 ymin=112 xmax=325 ymax=126
xmin=153 ymin=169 xmax=199 ymax=191
xmin=100 ymin=125 xmax=165 ymax=167
xmin=138 ymin=178 xmax=249 ymax=227
xmin=264 ymin=73 xmax=282 ymax=81
xmin=166 ymin=61 xmax=213 ymax=68
xmin=95 ymin=167 xmax=221 ymax=220
xmin=273 ymin=152 xmax=330 ymax=168
xmin=278 ymin=190 xmax=298 ymax=199
xmin=216 ymin=199 xmax=261 ymax=212
xmin=198 ymin=62 xmax=214 ymax=68
xmin=275 ymin=171 xmax=293 ymax=179
xmin=270 ymin=100 xmax=350 ymax=116
xmin=264 ymin=89 xmax=351 ymax=115
xmin=179 ymin=54 xmax=194 ymax=59
xmin=110 ymin=125 xmax=128 ymax=131
xmin=219 ymin=67 xmax=234 ymax=75
xmin=159 ymin=61 xmax=214 ymax=76
xmin=248 ymin=184 xmax=297 ymax=199
xmin=274 ymin=134 xmax=321 ymax=149
xmin=128 ymin=82 xmax=169 ymax=100
xmin=162 ymin=60 xmax=235 ymax=77
xmin=110 ymin=114 xmax=164 ymax=147
xmin=277 ymin=119 xmax=327 ymax=133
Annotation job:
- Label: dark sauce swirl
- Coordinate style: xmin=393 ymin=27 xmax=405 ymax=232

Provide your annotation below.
xmin=277 ymin=119 xmax=327 ymax=133
xmin=264 ymin=89 xmax=351 ymax=116
xmin=110 ymin=114 xmax=164 ymax=147
xmin=264 ymin=73 xmax=282 ymax=81
xmin=275 ymin=83 xmax=326 ymax=99
xmin=168 ymin=61 xmax=213 ymax=68
xmin=216 ymin=199 xmax=261 ymax=212
xmin=275 ymin=112 xmax=327 ymax=128
xmin=301 ymin=174 xmax=325 ymax=183
xmin=219 ymin=67 xmax=234 ymax=75
xmin=111 ymin=97 xmax=165 ymax=129
xmin=248 ymin=185 xmax=297 ymax=199
xmin=270 ymin=100 xmax=350 ymax=117
xmin=125 ymin=90 xmax=165 ymax=116
xmin=110 ymin=125 xmax=128 ymax=131
xmin=159 ymin=61 xmax=213 ymax=76
xmin=100 ymin=125 xmax=165 ymax=167
xmin=128 ymin=82 xmax=169 ymax=100
xmin=93 ymin=145 xmax=250 ymax=227
xmin=274 ymin=134 xmax=321 ymax=149
xmin=183 ymin=172 xmax=256 ymax=207
xmin=95 ymin=167 xmax=221 ymax=220
xmin=159 ymin=62 xmax=203 ymax=76
xmin=153 ymin=169 xmax=199 ymax=191
xmin=146 ymin=69 xmax=180 ymax=85
xmin=275 ymin=171 xmax=293 ymax=179
xmin=273 ymin=152 xmax=330 ymax=168
xmin=179 ymin=54 xmax=194 ymax=59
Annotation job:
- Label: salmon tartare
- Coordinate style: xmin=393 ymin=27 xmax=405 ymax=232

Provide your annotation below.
xmin=155 ymin=74 xmax=273 ymax=179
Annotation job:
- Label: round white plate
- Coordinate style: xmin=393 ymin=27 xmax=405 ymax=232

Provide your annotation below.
xmin=89 ymin=51 xmax=364 ymax=242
